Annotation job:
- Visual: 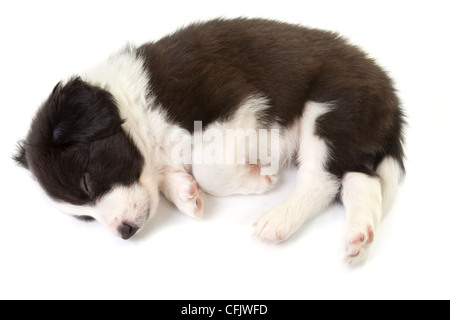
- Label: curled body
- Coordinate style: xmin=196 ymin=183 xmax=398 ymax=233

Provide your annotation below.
xmin=15 ymin=18 xmax=405 ymax=264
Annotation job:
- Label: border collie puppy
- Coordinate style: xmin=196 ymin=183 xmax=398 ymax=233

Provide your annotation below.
xmin=14 ymin=18 xmax=405 ymax=264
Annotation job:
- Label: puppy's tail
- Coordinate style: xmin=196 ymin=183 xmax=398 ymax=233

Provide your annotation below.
xmin=376 ymin=156 xmax=405 ymax=214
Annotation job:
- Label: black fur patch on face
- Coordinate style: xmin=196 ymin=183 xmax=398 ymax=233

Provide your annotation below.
xmin=14 ymin=78 xmax=144 ymax=205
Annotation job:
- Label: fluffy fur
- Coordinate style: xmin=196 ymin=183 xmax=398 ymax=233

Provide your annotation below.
xmin=14 ymin=18 xmax=405 ymax=263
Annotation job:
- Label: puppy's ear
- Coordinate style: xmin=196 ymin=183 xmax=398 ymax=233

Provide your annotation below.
xmin=44 ymin=77 xmax=124 ymax=146
xmin=12 ymin=140 xmax=28 ymax=168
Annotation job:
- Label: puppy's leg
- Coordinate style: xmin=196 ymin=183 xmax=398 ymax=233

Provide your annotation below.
xmin=253 ymin=166 xmax=339 ymax=242
xmin=160 ymin=167 xmax=204 ymax=218
xmin=341 ymin=172 xmax=382 ymax=265
xmin=254 ymin=102 xmax=340 ymax=241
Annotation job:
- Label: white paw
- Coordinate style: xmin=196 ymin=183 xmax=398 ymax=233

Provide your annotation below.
xmin=247 ymin=164 xmax=279 ymax=194
xmin=168 ymin=173 xmax=204 ymax=219
xmin=253 ymin=202 xmax=297 ymax=242
xmin=343 ymin=226 xmax=374 ymax=265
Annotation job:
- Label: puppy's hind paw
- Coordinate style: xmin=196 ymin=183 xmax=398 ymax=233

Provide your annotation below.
xmin=246 ymin=164 xmax=279 ymax=194
xmin=253 ymin=202 xmax=297 ymax=243
xmin=343 ymin=226 xmax=374 ymax=265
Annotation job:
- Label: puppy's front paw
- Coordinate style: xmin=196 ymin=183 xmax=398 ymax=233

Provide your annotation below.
xmin=176 ymin=176 xmax=204 ymax=218
xmin=344 ymin=226 xmax=374 ymax=265
xmin=163 ymin=171 xmax=204 ymax=218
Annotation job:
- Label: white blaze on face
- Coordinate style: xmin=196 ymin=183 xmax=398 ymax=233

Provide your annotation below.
xmin=93 ymin=183 xmax=153 ymax=233
xmin=50 ymin=176 xmax=159 ymax=238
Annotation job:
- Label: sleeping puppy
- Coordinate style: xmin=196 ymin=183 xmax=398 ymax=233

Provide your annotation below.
xmin=14 ymin=18 xmax=405 ymax=264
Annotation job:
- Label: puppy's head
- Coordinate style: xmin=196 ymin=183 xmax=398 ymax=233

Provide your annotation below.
xmin=14 ymin=77 xmax=159 ymax=239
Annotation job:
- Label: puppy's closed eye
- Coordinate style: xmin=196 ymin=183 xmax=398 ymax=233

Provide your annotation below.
xmin=75 ymin=215 xmax=95 ymax=222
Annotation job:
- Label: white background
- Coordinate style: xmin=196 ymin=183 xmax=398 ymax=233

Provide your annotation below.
xmin=1 ymin=0 xmax=449 ymax=300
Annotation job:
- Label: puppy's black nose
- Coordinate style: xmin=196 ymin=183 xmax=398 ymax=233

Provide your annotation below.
xmin=118 ymin=223 xmax=139 ymax=240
